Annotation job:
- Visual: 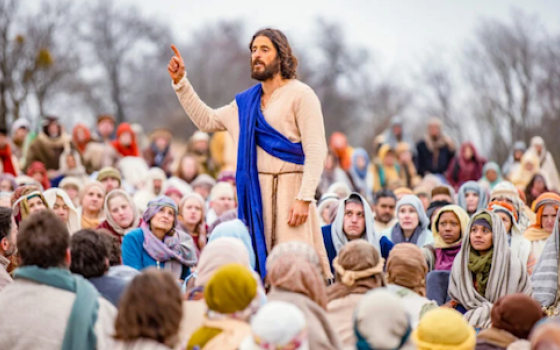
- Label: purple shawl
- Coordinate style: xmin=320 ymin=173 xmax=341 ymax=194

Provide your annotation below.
xmin=141 ymin=196 xmax=197 ymax=277
xmin=435 ymin=244 xmax=462 ymax=271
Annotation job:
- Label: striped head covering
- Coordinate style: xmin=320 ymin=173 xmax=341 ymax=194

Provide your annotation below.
xmin=532 ymin=207 xmax=560 ymax=311
xmin=143 ymin=195 xmax=179 ymax=231
xmin=524 ymin=192 xmax=560 ymax=242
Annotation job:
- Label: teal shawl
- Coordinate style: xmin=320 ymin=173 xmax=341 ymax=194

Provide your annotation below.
xmin=14 ymin=266 xmax=100 ymax=350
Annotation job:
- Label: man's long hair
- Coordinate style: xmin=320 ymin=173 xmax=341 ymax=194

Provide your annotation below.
xmin=249 ymin=28 xmax=298 ymax=79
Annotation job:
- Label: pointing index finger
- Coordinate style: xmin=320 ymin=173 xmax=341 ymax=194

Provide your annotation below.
xmin=171 ymin=44 xmax=182 ymax=59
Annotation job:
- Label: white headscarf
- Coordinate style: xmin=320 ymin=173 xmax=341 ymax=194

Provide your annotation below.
xmin=104 ymin=189 xmax=141 ymax=236
xmin=43 ymin=188 xmax=81 ymax=234
xmin=331 ymin=193 xmax=380 ymax=253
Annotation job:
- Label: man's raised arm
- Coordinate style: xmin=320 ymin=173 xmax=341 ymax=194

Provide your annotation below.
xmin=168 ymin=45 xmax=235 ymax=133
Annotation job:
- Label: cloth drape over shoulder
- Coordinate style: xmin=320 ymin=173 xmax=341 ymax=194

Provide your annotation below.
xmin=448 ymin=210 xmax=532 ymax=329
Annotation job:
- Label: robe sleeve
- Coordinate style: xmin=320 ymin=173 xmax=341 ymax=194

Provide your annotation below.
xmin=294 ymin=86 xmax=327 ymax=201
xmin=172 ymin=75 xmax=237 ymax=133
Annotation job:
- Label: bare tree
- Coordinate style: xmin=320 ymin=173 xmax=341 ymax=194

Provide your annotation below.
xmin=80 ymin=0 xmax=167 ymax=124
xmin=462 ymin=10 xmax=543 ymax=163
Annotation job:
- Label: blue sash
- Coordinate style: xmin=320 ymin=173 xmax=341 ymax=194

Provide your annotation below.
xmin=236 ymin=84 xmax=305 ymax=277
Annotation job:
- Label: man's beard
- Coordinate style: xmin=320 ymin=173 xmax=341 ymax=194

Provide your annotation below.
xmin=251 ymin=58 xmax=280 ymax=81
xmin=377 ymin=214 xmax=393 ymax=224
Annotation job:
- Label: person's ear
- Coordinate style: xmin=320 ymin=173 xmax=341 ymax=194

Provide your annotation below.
xmin=0 ymin=237 xmax=7 ymax=252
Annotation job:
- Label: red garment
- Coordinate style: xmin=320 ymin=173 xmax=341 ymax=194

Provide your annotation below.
xmin=97 ymin=220 xmax=123 ymax=244
xmin=446 ymin=142 xmax=486 ymax=191
xmin=111 ymin=123 xmax=140 ymax=157
xmin=329 ymin=132 xmax=352 ymax=171
xmin=26 ymin=161 xmax=50 ymax=189
xmin=72 ymin=124 xmax=91 ymax=154
xmin=0 ymin=144 xmax=17 ymax=176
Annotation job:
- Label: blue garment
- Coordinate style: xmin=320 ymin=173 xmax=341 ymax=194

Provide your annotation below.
xmin=235 ymin=84 xmax=305 ymax=277
xmin=88 ymin=275 xmax=129 ymax=307
xmin=121 ymin=228 xmax=189 ymax=280
xmin=322 ymin=224 xmax=394 ymax=275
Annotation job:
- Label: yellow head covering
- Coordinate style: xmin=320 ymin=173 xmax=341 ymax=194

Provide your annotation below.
xmin=412 ymin=308 xmax=476 ymax=350
xmin=431 ymin=205 xmax=470 ymax=249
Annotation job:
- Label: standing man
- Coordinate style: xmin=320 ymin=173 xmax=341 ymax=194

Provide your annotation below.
xmin=168 ymin=28 xmax=329 ymax=276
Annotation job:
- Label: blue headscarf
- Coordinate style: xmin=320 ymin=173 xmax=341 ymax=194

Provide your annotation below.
xmin=351 ymin=148 xmax=370 ymax=179
xmin=481 ymin=162 xmax=503 ymax=189
xmin=208 ymin=219 xmax=256 ymax=269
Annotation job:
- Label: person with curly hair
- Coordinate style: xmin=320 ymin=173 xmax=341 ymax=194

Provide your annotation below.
xmin=168 ymin=28 xmax=330 ymax=277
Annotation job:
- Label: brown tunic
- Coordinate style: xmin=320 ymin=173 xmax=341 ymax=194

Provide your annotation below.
xmin=173 ymin=75 xmax=331 ymax=277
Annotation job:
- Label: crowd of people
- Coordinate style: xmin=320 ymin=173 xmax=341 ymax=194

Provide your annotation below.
xmin=0 ymin=110 xmax=559 ymax=350
xmin=1 ymin=26 xmax=560 ymax=350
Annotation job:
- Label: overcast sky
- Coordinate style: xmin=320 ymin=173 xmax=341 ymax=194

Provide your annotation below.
xmin=122 ymin=0 xmax=560 ymax=69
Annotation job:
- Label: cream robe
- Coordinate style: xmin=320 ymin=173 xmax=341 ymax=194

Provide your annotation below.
xmin=173 ymin=75 xmax=331 ymax=276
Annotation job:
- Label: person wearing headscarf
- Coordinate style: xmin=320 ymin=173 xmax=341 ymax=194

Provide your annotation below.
xmin=97 ymin=190 xmax=141 ymax=243
xmin=187 ymin=130 xmax=217 ymax=177
xmin=348 ymin=148 xmax=373 ymax=203
xmin=327 ymin=241 xmax=385 ymax=347
xmin=9 ymin=118 xmax=30 ymax=167
xmin=26 ymin=161 xmax=50 ymax=190
xmin=446 ymin=142 xmax=486 ymax=191
xmin=79 ymin=181 xmax=106 ymax=229
xmin=25 ymin=115 xmax=72 ymax=174
xmin=327 ymin=182 xmax=352 ymax=200
xmin=187 ymin=264 xmax=259 ymax=350
xmin=525 ymin=174 xmax=550 ymax=209
xmin=179 ymin=192 xmax=207 ymax=253
xmin=487 ymin=201 xmax=534 ymax=275
xmin=43 ymin=188 xmax=81 ymax=234
xmin=529 ymin=136 xmax=560 ymax=192
xmin=143 ymin=128 xmax=175 ymax=176
xmin=511 ymin=151 xmax=544 ymax=191
xmin=457 ymin=181 xmax=489 ymax=217
xmin=0 ymin=174 xmax=17 ymax=193
xmin=239 ymin=301 xmax=309 ymax=350
xmin=490 ymin=181 xmax=535 ymax=232
xmin=59 ymin=176 xmax=83 ymax=207
xmin=416 ymin=118 xmax=456 ymax=177
xmin=206 ymin=182 xmax=236 ymax=227
xmin=394 ymin=187 xmax=414 ymax=201
xmin=370 ymin=144 xmax=401 ymax=194
xmin=208 ymin=220 xmax=256 ymax=270
xmin=317 ymin=193 xmax=340 ymax=227
xmin=209 ymin=131 xmax=237 ymax=173
xmin=266 ymin=242 xmax=342 ymax=350
xmin=318 ymin=152 xmax=353 ymax=199
xmin=479 ymin=162 xmax=503 ymax=192
xmin=329 ymin=132 xmax=353 ymax=171
xmin=56 ymin=148 xmax=88 ymax=186
xmin=386 ymin=243 xmax=438 ymax=327
xmin=112 ymin=123 xmax=140 ymax=158
xmin=476 ymin=294 xmax=543 ymax=350
xmin=424 ymin=205 xmax=470 ymax=272
xmin=133 ymin=167 xmax=168 ymax=213
xmin=323 ymin=193 xmax=393 ymax=274
xmin=502 ymin=141 xmax=526 ymax=180
xmin=354 ymin=289 xmax=416 ymax=350
xmin=532 ymin=207 xmax=560 ymax=317
xmin=190 ymin=174 xmax=216 ymax=201
xmin=412 ymin=308 xmax=476 ymax=350
xmin=523 ymin=192 xmax=560 ymax=260
xmin=71 ymin=123 xmax=92 ymax=155
xmin=396 ymin=142 xmax=421 ymax=189
xmin=11 ymin=185 xmax=49 ymax=227
xmin=121 ymin=196 xmax=197 ymax=281
xmin=179 ymin=237 xmax=256 ymax=347
xmin=96 ymin=166 xmax=122 ymax=193
xmin=382 ymin=195 xmax=434 ymax=247
xmin=448 ymin=211 xmax=532 ymax=329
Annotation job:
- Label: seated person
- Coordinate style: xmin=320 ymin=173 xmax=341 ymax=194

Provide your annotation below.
xmin=322 ymin=193 xmax=393 ymax=274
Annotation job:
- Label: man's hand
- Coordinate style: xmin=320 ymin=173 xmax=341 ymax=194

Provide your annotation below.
xmin=288 ymin=200 xmax=311 ymax=227
xmin=168 ymin=44 xmax=185 ymax=84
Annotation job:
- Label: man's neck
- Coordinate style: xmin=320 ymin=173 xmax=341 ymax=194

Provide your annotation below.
xmin=261 ymin=74 xmax=288 ymax=98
